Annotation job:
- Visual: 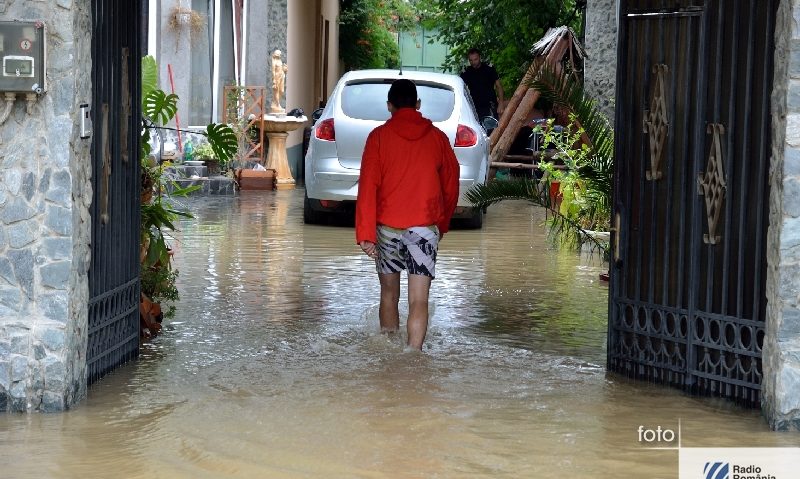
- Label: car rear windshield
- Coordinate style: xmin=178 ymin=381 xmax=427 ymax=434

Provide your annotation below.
xmin=341 ymin=81 xmax=455 ymax=122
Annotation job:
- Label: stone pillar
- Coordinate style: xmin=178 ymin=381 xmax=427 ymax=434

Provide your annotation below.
xmin=764 ymin=0 xmax=800 ymax=431
xmin=0 ymin=0 xmax=93 ymax=411
xmin=583 ymin=0 xmax=618 ymax=122
xmin=157 ymin=0 xmax=191 ymax=125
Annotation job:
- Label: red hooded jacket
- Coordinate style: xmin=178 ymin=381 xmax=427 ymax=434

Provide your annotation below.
xmin=355 ymin=108 xmax=460 ymax=244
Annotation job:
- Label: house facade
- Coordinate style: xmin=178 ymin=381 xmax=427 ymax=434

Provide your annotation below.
xmin=147 ymin=0 xmax=341 ymax=175
xmin=0 ymin=0 xmax=341 ymax=412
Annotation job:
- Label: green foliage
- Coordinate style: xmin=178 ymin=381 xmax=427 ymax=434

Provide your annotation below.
xmin=206 ymin=123 xmax=238 ymax=163
xmin=141 ymin=55 xmax=158 ymax=99
xmin=531 ymin=64 xmax=614 ymax=229
xmin=140 ymin=265 xmax=179 ymax=319
xmin=143 ymin=90 xmax=179 ymax=125
xmin=532 ymin=117 xmax=608 ymax=249
xmin=339 ymin=0 xmax=418 ymax=70
xmin=139 ymin=55 xmax=236 ymax=315
xmin=221 ymin=85 xmax=261 ymax=167
xmin=466 ymin=179 xmax=608 ymax=255
xmin=193 ymin=141 xmax=216 ymax=160
xmin=466 ymin=66 xmax=613 ymax=255
xmin=415 ymin=0 xmax=583 ymax=91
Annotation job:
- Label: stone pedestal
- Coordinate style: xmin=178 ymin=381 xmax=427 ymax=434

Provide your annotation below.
xmin=262 ymin=114 xmax=307 ymax=189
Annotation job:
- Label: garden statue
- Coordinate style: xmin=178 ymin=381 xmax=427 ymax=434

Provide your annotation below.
xmin=270 ymin=49 xmax=288 ymax=114
xmin=263 ymin=49 xmax=306 ymax=189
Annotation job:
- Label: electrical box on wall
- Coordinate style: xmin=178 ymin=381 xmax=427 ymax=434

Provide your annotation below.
xmin=0 ymin=21 xmax=46 ymax=94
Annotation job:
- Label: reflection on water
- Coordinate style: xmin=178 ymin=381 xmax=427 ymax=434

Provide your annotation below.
xmin=1 ymin=190 xmax=796 ymax=478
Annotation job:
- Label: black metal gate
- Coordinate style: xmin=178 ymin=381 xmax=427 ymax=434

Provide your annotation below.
xmin=87 ymin=0 xmax=143 ymax=384
xmin=609 ymin=0 xmax=777 ymax=406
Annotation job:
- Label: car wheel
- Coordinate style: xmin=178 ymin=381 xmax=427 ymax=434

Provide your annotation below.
xmin=303 ymin=192 xmax=325 ymax=224
xmin=463 ymin=207 xmax=484 ymax=229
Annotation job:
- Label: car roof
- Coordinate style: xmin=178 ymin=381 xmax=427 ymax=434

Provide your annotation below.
xmin=340 ymin=69 xmax=462 ymax=88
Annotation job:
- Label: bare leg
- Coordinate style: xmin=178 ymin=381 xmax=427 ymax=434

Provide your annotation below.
xmin=407 ymin=274 xmax=433 ymax=349
xmin=378 ymin=273 xmax=401 ymax=332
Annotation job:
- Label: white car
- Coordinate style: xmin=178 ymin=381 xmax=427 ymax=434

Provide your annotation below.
xmin=303 ymin=69 xmax=493 ymax=228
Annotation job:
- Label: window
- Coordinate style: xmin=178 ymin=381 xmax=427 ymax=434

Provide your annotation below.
xmin=341 ymin=81 xmax=455 ymax=122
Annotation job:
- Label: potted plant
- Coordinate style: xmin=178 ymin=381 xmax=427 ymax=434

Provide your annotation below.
xmin=193 ymin=141 xmax=225 ymax=176
xmin=466 ymin=64 xmax=613 ymax=256
xmin=139 ymin=55 xmax=236 ymax=332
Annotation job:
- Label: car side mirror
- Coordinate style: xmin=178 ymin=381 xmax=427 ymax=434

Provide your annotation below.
xmin=480 ymin=116 xmax=499 ymax=133
xmin=311 ymin=108 xmax=324 ymax=123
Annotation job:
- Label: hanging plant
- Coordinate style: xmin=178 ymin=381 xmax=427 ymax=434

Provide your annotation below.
xmin=167 ymin=6 xmax=206 ymax=48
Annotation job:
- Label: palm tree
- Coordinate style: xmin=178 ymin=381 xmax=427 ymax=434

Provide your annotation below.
xmin=466 ymin=64 xmax=614 ymax=254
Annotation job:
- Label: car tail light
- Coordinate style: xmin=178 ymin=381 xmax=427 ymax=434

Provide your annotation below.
xmin=315 ymin=118 xmax=335 ymax=141
xmin=454 ymin=124 xmax=477 ymax=147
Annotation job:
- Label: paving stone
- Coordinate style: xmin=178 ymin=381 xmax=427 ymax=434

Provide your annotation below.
xmin=7 ymin=248 xmax=33 ymax=299
xmin=0 ymin=361 xmax=10 ymax=389
xmin=0 ymin=197 xmax=36 ymax=224
xmin=38 ymin=292 xmax=69 ymax=322
xmin=7 ymin=220 xmax=37 ymax=248
xmin=38 ymin=327 xmax=65 ymax=351
xmin=45 ymin=169 xmax=72 ymax=207
xmin=40 ymin=261 xmax=70 ymax=289
xmin=39 ymin=237 xmax=71 ymax=260
xmin=0 ymin=257 xmax=16 ymax=285
xmin=11 ymin=355 xmax=28 ymax=382
xmin=44 ymin=205 xmax=72 ymax=236
xmin=0 ymin=286 xmax=22 ymax=311
xmin=41 ymin=391 xmax=65 ymax=412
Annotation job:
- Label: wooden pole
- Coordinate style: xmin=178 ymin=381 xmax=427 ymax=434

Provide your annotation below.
xmin=167 ymin=64 xmax=183 ymax=152
xmin=490 ymin=58 xmax=541 ymax=147
xmin=489 ymin=35 xmax=573 ymax=167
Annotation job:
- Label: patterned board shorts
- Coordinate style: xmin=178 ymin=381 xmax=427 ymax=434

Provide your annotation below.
xmin=376 ymin=225 xmax=440 ymax=278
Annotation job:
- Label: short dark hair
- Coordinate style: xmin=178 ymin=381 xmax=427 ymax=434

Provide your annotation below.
xmin=467 ymin=48 xmax=481 ymax=56
xmin=387 ymin=79 xmax=418 ymax=109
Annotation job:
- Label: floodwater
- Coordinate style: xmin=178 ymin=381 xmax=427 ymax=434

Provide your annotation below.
xmin=1 ymin=189 xmax=797 ymax=478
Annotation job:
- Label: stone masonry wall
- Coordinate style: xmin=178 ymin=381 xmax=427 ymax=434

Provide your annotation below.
xmin=764 ymin=0 xmax=800 ymax=431
xmin=0 ymin=0 xmax=93 ymax=412
xmin=583 ymin=0 xmax=618 ymax=122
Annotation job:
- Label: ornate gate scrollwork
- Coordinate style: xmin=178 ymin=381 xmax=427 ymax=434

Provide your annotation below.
xmin=698 ymin=123 xmax=726 ymax=245
xmin=643 ymin=64 xmax=670 ymax=180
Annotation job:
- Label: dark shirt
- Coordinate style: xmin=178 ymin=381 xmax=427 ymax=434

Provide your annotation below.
xmin=460 ymin=62 xmax=499 ymax=117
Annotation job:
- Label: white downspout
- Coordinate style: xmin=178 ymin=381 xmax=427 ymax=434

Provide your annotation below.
xmin=148 ymin=0 xmax=158 ymax=59
xmin=231 ymin=0 xmax=240 ymax=86
xmin=212 ymin=0 xmax=221 ymax=122
xmin=241 ymin=0 xmax=248 ymax=86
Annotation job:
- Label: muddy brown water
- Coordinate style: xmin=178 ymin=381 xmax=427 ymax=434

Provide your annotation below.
xmin=1 ymin=190 xmax=796 ymax=478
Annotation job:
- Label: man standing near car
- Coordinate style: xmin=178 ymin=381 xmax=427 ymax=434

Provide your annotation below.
xmin=460 ymin=48 xmax=505 ymax=119
xmin=356 ymin=79 xmax=460 ymax=350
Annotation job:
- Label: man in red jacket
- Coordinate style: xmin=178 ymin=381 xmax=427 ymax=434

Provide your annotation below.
xmin=356 ymin=79 xmax=460 ymax=350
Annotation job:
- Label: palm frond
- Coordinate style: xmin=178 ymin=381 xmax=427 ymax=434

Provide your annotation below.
xmin=531 ymin=64 xmax=614 ymax=165
xmin=530 ymin=64 xmax=614 ymax=230
xmin=466 ymin=179 xmax=609 ymax=255
xmin=531 ymin=65 xmax=614 ymax=214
